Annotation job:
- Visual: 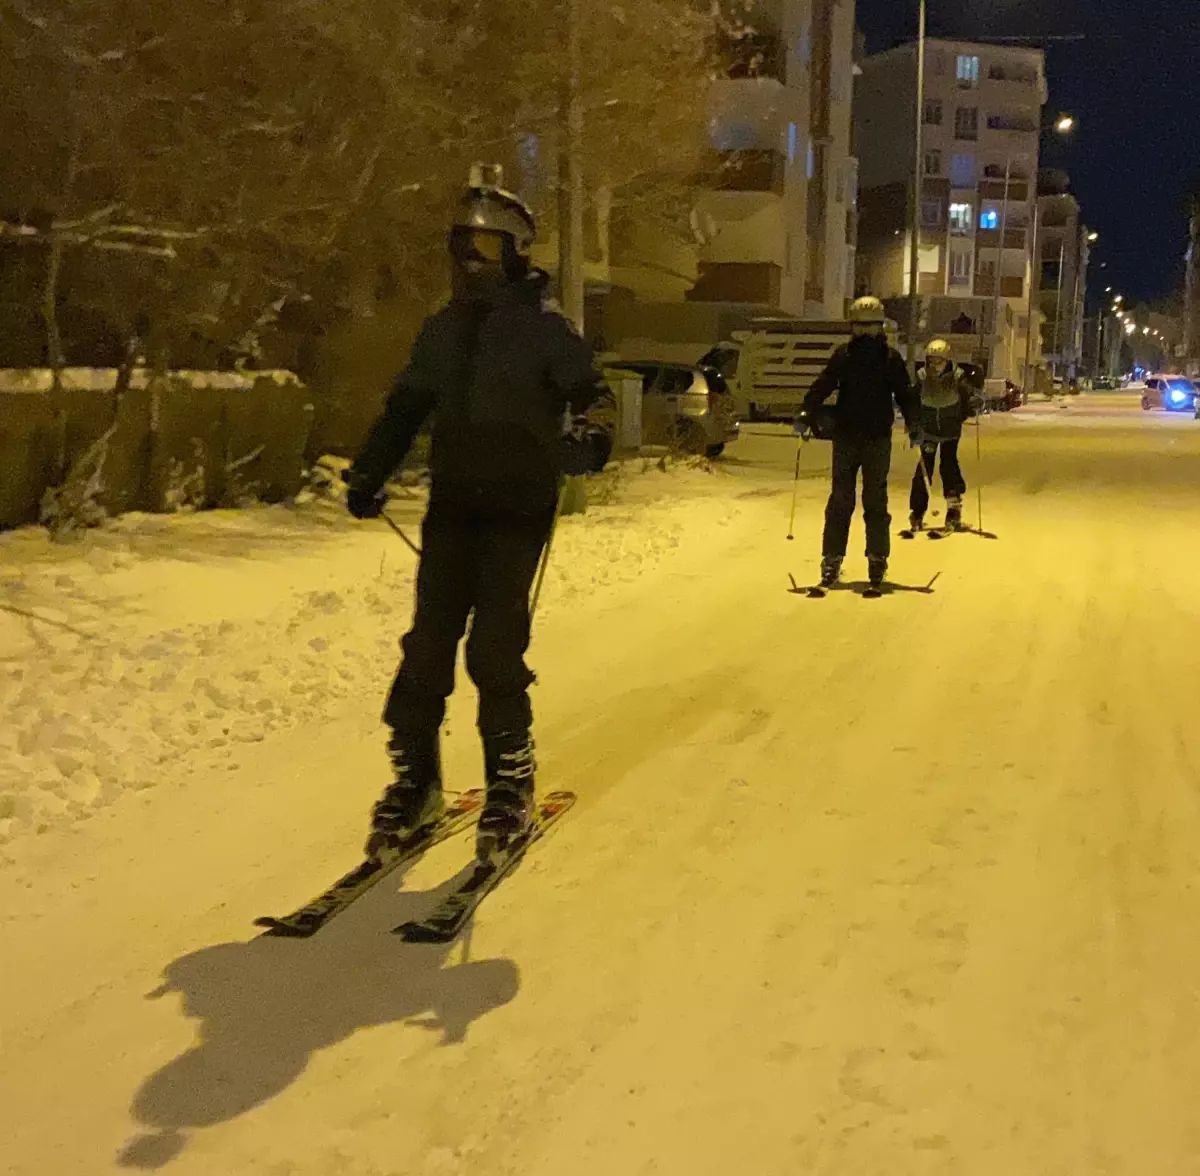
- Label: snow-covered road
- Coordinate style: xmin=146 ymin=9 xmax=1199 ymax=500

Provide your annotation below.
xmin=4 ymin=404 xmax=1200 ymax=1175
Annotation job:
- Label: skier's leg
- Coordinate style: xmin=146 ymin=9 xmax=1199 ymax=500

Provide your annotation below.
xmin=861 ymin=436 xmax=893 ymax=583
xmin=465 ymin=509 xmax=555 ymax=855
xmin=370 ymin=505 xmax=475 ymax=854
xmin=909 ymin=443 xmax=935 ymax=525
xmin=821 ymin=438 xmax=859 ymax=582
xmin=940 ymin=440 xmax=965 ymax=527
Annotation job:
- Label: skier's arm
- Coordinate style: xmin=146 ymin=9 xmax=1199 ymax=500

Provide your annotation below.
xmin=547 ymin=315 xmax=616 ymax=472
xmin=803 ymin=348 xmax=845 ymax=415
xmin=890 ymin=354 xmax=921 ymax=432
xmin=346 ymin=324 xmax=438 ymax=497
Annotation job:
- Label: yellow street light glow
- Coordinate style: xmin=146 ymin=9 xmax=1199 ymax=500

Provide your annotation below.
xmin=1142 ymin=326 xmax=1150 ymax=335
xmin=1055 ymin=114 xmax=1076 ymax=133
xmin=1087 ymin=231 xmax=1099 ymax=243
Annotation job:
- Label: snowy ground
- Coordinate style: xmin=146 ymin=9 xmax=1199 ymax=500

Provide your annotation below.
xmin=4 ymin=399 xmax=1200 ymax=1175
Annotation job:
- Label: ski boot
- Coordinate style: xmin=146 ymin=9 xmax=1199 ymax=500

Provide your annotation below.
xmin=818 ymin=554 xmax=843 ymax=590
xmin=365 ymin=729 xmax=445 ymax=858
xmin=866 ymin=555 xmax=888 ymax=594
xmin=477 ymin=731 xmax=537 ymax=862
xmin=945 ymin=497 xmax=963 ymax=531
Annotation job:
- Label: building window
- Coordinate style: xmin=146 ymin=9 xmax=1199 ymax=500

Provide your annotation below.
xmin=949 ymin=251 xmax=971 ymax=285
xmin=954 ymin=106 xmax=979 ymax=140
xmin=949 ymin=203 xmax=973 ymax=236
xmin=923 ymin=99 xmax=943 ymax=126
xmin=949 ymin=153 xmax=976 ymax=187
xmin=956 ymin=55 xmax=980 ymax=88
xmin=806 ymin=139 xmax=815 ymax=181
xmin=979 ymin=208 xmax=1000 ymax=231
xmin=924 ymin=149 xmax=943 ymax=176
xmin=787 ymin=121 xmax=798 ymax=165
xmin=922 ymin=199 xmax=943 ymax=227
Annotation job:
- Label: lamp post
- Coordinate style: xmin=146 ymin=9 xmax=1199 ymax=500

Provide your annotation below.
xmin=1021 ymin=114 xmax=1077 ymax=394
xmin=905 ymin=0 xmax=928 ymax=376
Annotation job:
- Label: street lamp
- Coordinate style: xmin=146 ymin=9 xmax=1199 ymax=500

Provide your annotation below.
xmin=1022 ymin=113 xmax=1079 ymax=392
xmin=1087 ymin=231 xmax=1099 ymax=243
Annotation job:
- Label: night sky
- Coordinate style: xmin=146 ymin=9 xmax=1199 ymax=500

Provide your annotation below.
xmin=854 ymin=0 xmax=1200 ymax=309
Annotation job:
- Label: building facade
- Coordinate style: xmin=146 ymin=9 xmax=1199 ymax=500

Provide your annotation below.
xmin=554 ymin=0 xmax=861 ymax=360
xmin=1034 ymin=170 xmax=1091 ymax=381
xmin=855 ymin=38 xmax=1047 ymax=382
xmin=689 ymin=0 xmax=858 ymax=318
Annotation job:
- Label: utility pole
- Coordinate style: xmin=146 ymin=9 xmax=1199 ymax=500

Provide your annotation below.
xmin=557 ymin=0 xmax=585 ymax=332
xmin=905 ymin=0 xmax=927 ymax=375
xmin=988 ymin=155 xmax=1013 ymax=382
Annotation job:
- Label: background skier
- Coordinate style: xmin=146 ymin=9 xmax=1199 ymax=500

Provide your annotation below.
xmin=343 ymin=164 xmax=615 ymax=862
xmin=801 ymin=295 xmax=920 ymax=592
xmin=909 ymin=338 xmax=976 ymax=532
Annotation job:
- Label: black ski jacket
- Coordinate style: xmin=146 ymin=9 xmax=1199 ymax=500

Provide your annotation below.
xmin=348 ymin=270 xmax=615 ymax=517
xmin=803 ymin=334 xmax=919 ymax=441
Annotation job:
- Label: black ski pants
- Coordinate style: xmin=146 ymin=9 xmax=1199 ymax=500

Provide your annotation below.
xmin=910 ymin=439 xmax=966 ymax=516
xmin=383 ymin=500 xmax=553 ymax=740
xmin=822 ymin=435 xmax=893 ymax=560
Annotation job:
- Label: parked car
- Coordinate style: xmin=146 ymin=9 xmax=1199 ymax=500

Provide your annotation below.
xmin=614 ymin=361 xmax=740 ymax=458
xmin=1093 ymin=375 xmax=1119 ymax=391
xmin=1141 ymin=375 xmax=1198 ymax=414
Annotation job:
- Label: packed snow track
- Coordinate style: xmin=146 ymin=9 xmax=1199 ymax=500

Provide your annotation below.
xmin=3 ymin=397 xmax=1200 ymax=1175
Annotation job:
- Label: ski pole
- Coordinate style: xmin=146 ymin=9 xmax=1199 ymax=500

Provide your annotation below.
xmin=786 ymin=429 xmax=807 ymax=541
xmin=974 ymin=407 xmax=985 ymax=534
xmin=381 ymin=510 xmax=422 ymax=557
xmin=529 ymin=481 xmax=568 ymax=626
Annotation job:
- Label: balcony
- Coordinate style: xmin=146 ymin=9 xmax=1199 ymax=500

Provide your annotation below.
xmin=976 ymin=226 xmax=1028 ymax=250
xmin=712 ymin=30 xmax=785 ymax=82
xmin=688 ymin=261 xmax=782 ymax=305
xmin=986 ymin=114 xmax=1038 ymax=134
xmin=705 ymin=149 xmax=787 ymax=197
xmin=979 ymin=178 xmax=1029 ymax=202
xmin=974 ymin=273 xmax=1025 ymax=297
xmin=986 ymin=63 xmax=1040 ymax=85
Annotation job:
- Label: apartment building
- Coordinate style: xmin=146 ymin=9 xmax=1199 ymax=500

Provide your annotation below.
xmin=1035 ymin=169 xmax=1091 ymax=380
xmin=572 ymin=0 xmax=861 ymax=359
xmin=855 ymin=38 xmax=1048 ymax=382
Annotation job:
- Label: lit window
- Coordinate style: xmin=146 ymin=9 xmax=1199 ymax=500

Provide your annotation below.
xmin=979 ymin=208 xmax=1000 ymax=230
xmin=787 ymin=121 xmax=798 ymax=165
xmin=949 ymin=203 xmax=973 ymax=235
xmin=956 ymin=55 xmax=980 ymax=87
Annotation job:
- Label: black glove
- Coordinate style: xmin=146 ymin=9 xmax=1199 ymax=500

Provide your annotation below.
xmin=561 ymin=435 xmax=599 ymax=477
xmin=561 ymin=417 xmax=611 ymax=476
xmin=341 ymin=468 xmax=387 ymax=520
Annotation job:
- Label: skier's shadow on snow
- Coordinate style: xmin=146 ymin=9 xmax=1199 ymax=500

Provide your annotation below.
xmin=117 ymin=866 xmax=519 ymax=1171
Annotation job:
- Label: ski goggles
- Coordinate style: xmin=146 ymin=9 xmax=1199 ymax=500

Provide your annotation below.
xmin=449 ymin=227 xmax=509 ymax=265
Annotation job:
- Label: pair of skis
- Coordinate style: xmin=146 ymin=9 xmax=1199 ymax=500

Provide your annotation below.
xmin=254 ymin=790 xmax=575 ymax=944
xmin=787 ymin=573 xmax=885 ymax=600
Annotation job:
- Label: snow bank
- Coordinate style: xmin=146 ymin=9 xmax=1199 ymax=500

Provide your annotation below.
xmin=0 ymin=460 xmax=744 ymax=850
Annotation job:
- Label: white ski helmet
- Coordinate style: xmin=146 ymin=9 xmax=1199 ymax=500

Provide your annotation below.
xmin=849 ymin=295 xmax=887 ymax=329
xmin=449 ymin=163 xmax=537 ymax=280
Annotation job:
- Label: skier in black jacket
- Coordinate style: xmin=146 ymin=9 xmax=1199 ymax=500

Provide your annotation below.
xmin=801 ymin=296 xmax=920 ymax=592
xmin=344 ymin=164 xmax=615 ymax=861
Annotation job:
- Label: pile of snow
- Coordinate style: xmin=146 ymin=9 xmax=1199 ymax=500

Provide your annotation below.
xmin=0 ymin=459 xmax=744 ymax=850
